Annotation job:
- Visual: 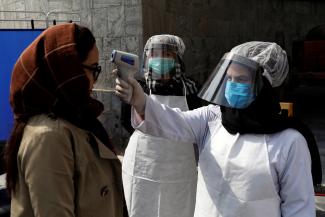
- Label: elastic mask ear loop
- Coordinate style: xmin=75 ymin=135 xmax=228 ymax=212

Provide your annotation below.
xmin=148 ymin=69 xmax=153 ymax=95
xmin=144 ymin=49 xmax=153 ymax=95
xmin=176 ymin=54 xmax=185 ymax=78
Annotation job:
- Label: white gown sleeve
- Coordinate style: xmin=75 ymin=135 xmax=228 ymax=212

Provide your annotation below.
xmin=131 ymin=95 xmax=217 ymax=149
xmin=278 ymin=130 xmax=315 ymax=217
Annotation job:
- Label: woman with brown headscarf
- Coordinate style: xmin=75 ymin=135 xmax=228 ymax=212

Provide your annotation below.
xmin=4 ymin=23 xmax=126 ymax=217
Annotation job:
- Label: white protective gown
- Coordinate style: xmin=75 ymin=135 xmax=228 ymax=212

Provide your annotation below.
xmin=131 ymin=95 xmax=315 ymax=217
xmin=122 ymin=94 xmax=198 ymax=217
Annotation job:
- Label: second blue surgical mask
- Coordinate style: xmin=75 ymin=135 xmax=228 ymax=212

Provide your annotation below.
xmin=225 ymin=81 xmax=255 ymax=109
xmin=148 ymin=57 xmax=175 ymax=75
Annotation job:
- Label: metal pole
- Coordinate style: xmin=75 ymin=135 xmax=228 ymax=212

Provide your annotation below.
xmin=31 ymin=19 xmax=34 ymax=29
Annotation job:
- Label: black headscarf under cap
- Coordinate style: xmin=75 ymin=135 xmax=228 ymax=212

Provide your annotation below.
xmin=221 ymin=77 xmax=322 ymax=185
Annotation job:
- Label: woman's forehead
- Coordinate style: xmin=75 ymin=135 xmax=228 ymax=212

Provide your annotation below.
xmin=148 ymin=49 xmax=177 ymax=57
xmin=227 ymin=62 xmax=252 ymax=76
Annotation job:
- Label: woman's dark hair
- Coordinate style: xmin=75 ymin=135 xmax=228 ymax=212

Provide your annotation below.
xmin=75 ymin=25 xmax=96 ymax=61
xmin=4 ymin=24 xmax=96 ymax=194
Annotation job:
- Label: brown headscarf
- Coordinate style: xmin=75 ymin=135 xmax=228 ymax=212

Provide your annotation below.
xmin=10 ymin=23 xmax=102 ymax=120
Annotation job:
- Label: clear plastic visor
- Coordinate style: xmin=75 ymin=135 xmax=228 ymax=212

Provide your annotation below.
xmin=142 ymin=44 xmax=180 ymax=80
xmin=198 ymin=52 xmax=263 ymax=109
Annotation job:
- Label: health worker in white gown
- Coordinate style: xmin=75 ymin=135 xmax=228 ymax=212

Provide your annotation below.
xmin=116 ymin=41 xmax=318 ymax=217
xmin=121 ymin=35 xmax=199 ymax=217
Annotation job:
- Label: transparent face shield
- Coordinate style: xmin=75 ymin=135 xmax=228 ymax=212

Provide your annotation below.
xmin=142 ymin=43 xmax=181 ymax=81
xmin=198 ymin=53 xmax=264 ymax=109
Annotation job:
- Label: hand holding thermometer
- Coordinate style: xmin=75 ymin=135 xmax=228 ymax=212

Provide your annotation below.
xmin=110 ymin=50 xmax=139 ymax=82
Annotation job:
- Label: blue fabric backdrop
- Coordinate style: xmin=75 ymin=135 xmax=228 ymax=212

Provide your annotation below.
xmin=0 ymin=29 xmax=43 ymax=141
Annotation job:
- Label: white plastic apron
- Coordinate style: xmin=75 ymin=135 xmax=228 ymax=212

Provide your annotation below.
xmin=122 ymin=94 xmax=198 ymax=217
xmin=194 ymin=119 xmax=281 ymax=217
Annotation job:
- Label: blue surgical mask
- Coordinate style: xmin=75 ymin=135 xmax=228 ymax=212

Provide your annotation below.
xmin=225 ymin=81 xmax=255 ymax=109
xmin=148 ymin=57 xmax=175 ymax=75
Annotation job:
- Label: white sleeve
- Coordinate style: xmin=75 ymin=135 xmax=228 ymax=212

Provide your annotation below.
xmin=131 ymin=95 xmax=214 ymax=149
xmin=279 ymin=131 xmax=315 ymax=217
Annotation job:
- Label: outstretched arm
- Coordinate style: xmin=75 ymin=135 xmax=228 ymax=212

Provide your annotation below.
xmin=115 ymin=73 xmax=215 ymax=147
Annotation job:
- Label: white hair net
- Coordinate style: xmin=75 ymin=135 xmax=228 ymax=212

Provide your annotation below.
xmin=144 ymin=34 xmax=186 ymax=57
xmin=230 ymin=41 xmax=289 ymax=87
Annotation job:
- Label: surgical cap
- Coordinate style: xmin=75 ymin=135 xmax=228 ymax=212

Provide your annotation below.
xmin=144 ymin=34 xmax=186 ymax=57
xmin=230 ymin=41 xmax=289 ymax=87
